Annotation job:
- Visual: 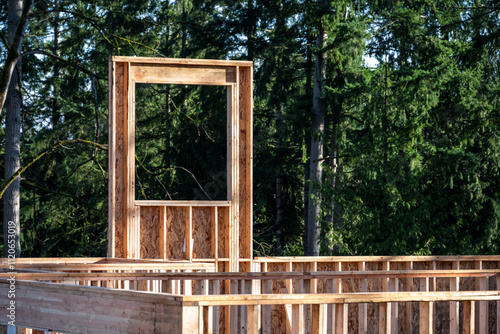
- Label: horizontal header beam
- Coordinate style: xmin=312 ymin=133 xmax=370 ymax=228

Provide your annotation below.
xmin=111 ymin=56 xmax=253 ymax=67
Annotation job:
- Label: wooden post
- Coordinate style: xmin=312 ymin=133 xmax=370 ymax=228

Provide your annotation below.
xmin=475 ymin=260 xmax=487 ymax=334
xmin=247 ymin=304 xmax=258 ymax=334
xmin=497 ymin=271 xmax=500 ymax=334
xmin=335 ymin=304 xmax=348 ymax=334
xmin=420 ymin=301 xmax=433 ymax=334
xmin=463 ymin=300 xmax=475 ymax=334
xmin=213 ymin=280 xmax=220 ymax=333
xmin=211 ymin=207 xmax=218 ymax=262
xmin=405 ymin=261 xmax=413 ymax=334
xmin=334 ymin=261 xmax=346 ymax=334
xmin=182 ymin=305 xmax=199 ymax=333
xmin=358 ymin=261 xmax=367 ymax=334
xmin=292 ymin=304 xmax=304 ymax=334
xmin=326 ymin=278 xmax=335 ymax=333
xmin=284 ymin=262 xmax=293 ymax=334
xmin=127 ymin=71 xmax=136 ymax=259
xmin=203 ymin=306 xmax=213 ymax=334
xmin=262 ymin=279 xmax=272 ymax=334
xmin=107 ymin=57 xmax=116 ymax=258
xmin=418 ymin=273 xmax=435 ymax=334
xmin=311 ymin=304 xmax=324 ymax=334
xmin=450 ymin=261 xmax=459 ymax=334
xmin=304 ymin=272 xmax=311 ymax=331
xmin=379 ymin=302 xmax=389 ymax=334
xmin=380 ymin=262 xmax=391 ymax=333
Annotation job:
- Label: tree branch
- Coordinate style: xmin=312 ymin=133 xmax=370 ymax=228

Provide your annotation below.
xmin=0 ymin=0 xmax=33 ymax=118
xmin=21 ymin=50 xmax=107 ymax=80
xmin=0 ymin=139 xmax=108 ymax=199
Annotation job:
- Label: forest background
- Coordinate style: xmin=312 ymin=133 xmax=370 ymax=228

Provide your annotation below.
xmin=1 ymin=0 xmax=499 ymax=258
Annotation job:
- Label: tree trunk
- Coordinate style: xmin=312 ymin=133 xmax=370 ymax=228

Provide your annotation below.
xmin=51 ymin=0 xmax=62 ymax=128
xmin=275 ymin=100 xmax=284 ymax=254
xmin=305 ymin=25 xmax=327 ymax=256
xmin=0 ymin=0 xmax=32 ymax=118
xmin=303 ymin=0 xmax=313 ymax=253
xmin=3 ymin=0 xmax=23 ymax=258
xmin=328 ymin=101 xmax=342 ymax=254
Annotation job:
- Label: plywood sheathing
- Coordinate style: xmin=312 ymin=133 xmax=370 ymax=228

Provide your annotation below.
xmin=268 ymin=262 xmax=286 ymax=334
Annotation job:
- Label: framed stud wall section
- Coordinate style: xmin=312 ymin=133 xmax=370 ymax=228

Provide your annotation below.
xmin=108 ymin=57 xmax=253 ymax=272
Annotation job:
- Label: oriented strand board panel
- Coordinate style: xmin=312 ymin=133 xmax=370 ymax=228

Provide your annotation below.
xmin=166 ymin=207 xmax=187 ymax=260
xmin=192 ymin=207 xmax=213 ymax=258
xmin=139 ymin=206 xmax=161 ymax=259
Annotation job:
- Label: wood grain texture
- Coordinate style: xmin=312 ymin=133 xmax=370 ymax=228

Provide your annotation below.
xmin=166 ymin=207 xmax=186 ymax=259
xmin=139 ymin=206 xmax=161 ymax=259
xmin=111 ymin=56 xmax=253 ymax=67
xmin=0 ymin=279 xmax=183 ymax=333
xmin=130 ymin=64 xmax=236 ymax=85
xmin=238 ymin=66 xmax=253 ymax=263
xmin=192 ymin=207 xmax=212 ymax=259
xmin=112 ymin=61 xmax=127 ymax=258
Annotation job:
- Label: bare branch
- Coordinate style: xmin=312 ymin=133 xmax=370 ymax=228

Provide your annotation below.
xmin=0 ymin=139 xmax=108 ymax=199
xmin=22 ymin=50 xmax=107 ymax=80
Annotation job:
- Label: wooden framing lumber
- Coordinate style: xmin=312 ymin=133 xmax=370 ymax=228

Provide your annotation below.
xmin=2 ymin=256 xmax=499 ymax=333
xmin=108 ymin=56 xmax=253 ymax=271
xmin=254 ymin=255 xmax=500 ymax=263
xmin=182 ymin=291 xmax=500 ymax=306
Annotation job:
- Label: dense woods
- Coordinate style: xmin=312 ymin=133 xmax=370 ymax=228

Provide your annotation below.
xmin=0 ymin=0 xmax=499 ymax=257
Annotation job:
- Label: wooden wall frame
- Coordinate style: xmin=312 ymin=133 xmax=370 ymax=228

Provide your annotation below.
xmin=108 ymin=57 xmax=253 ymax=272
